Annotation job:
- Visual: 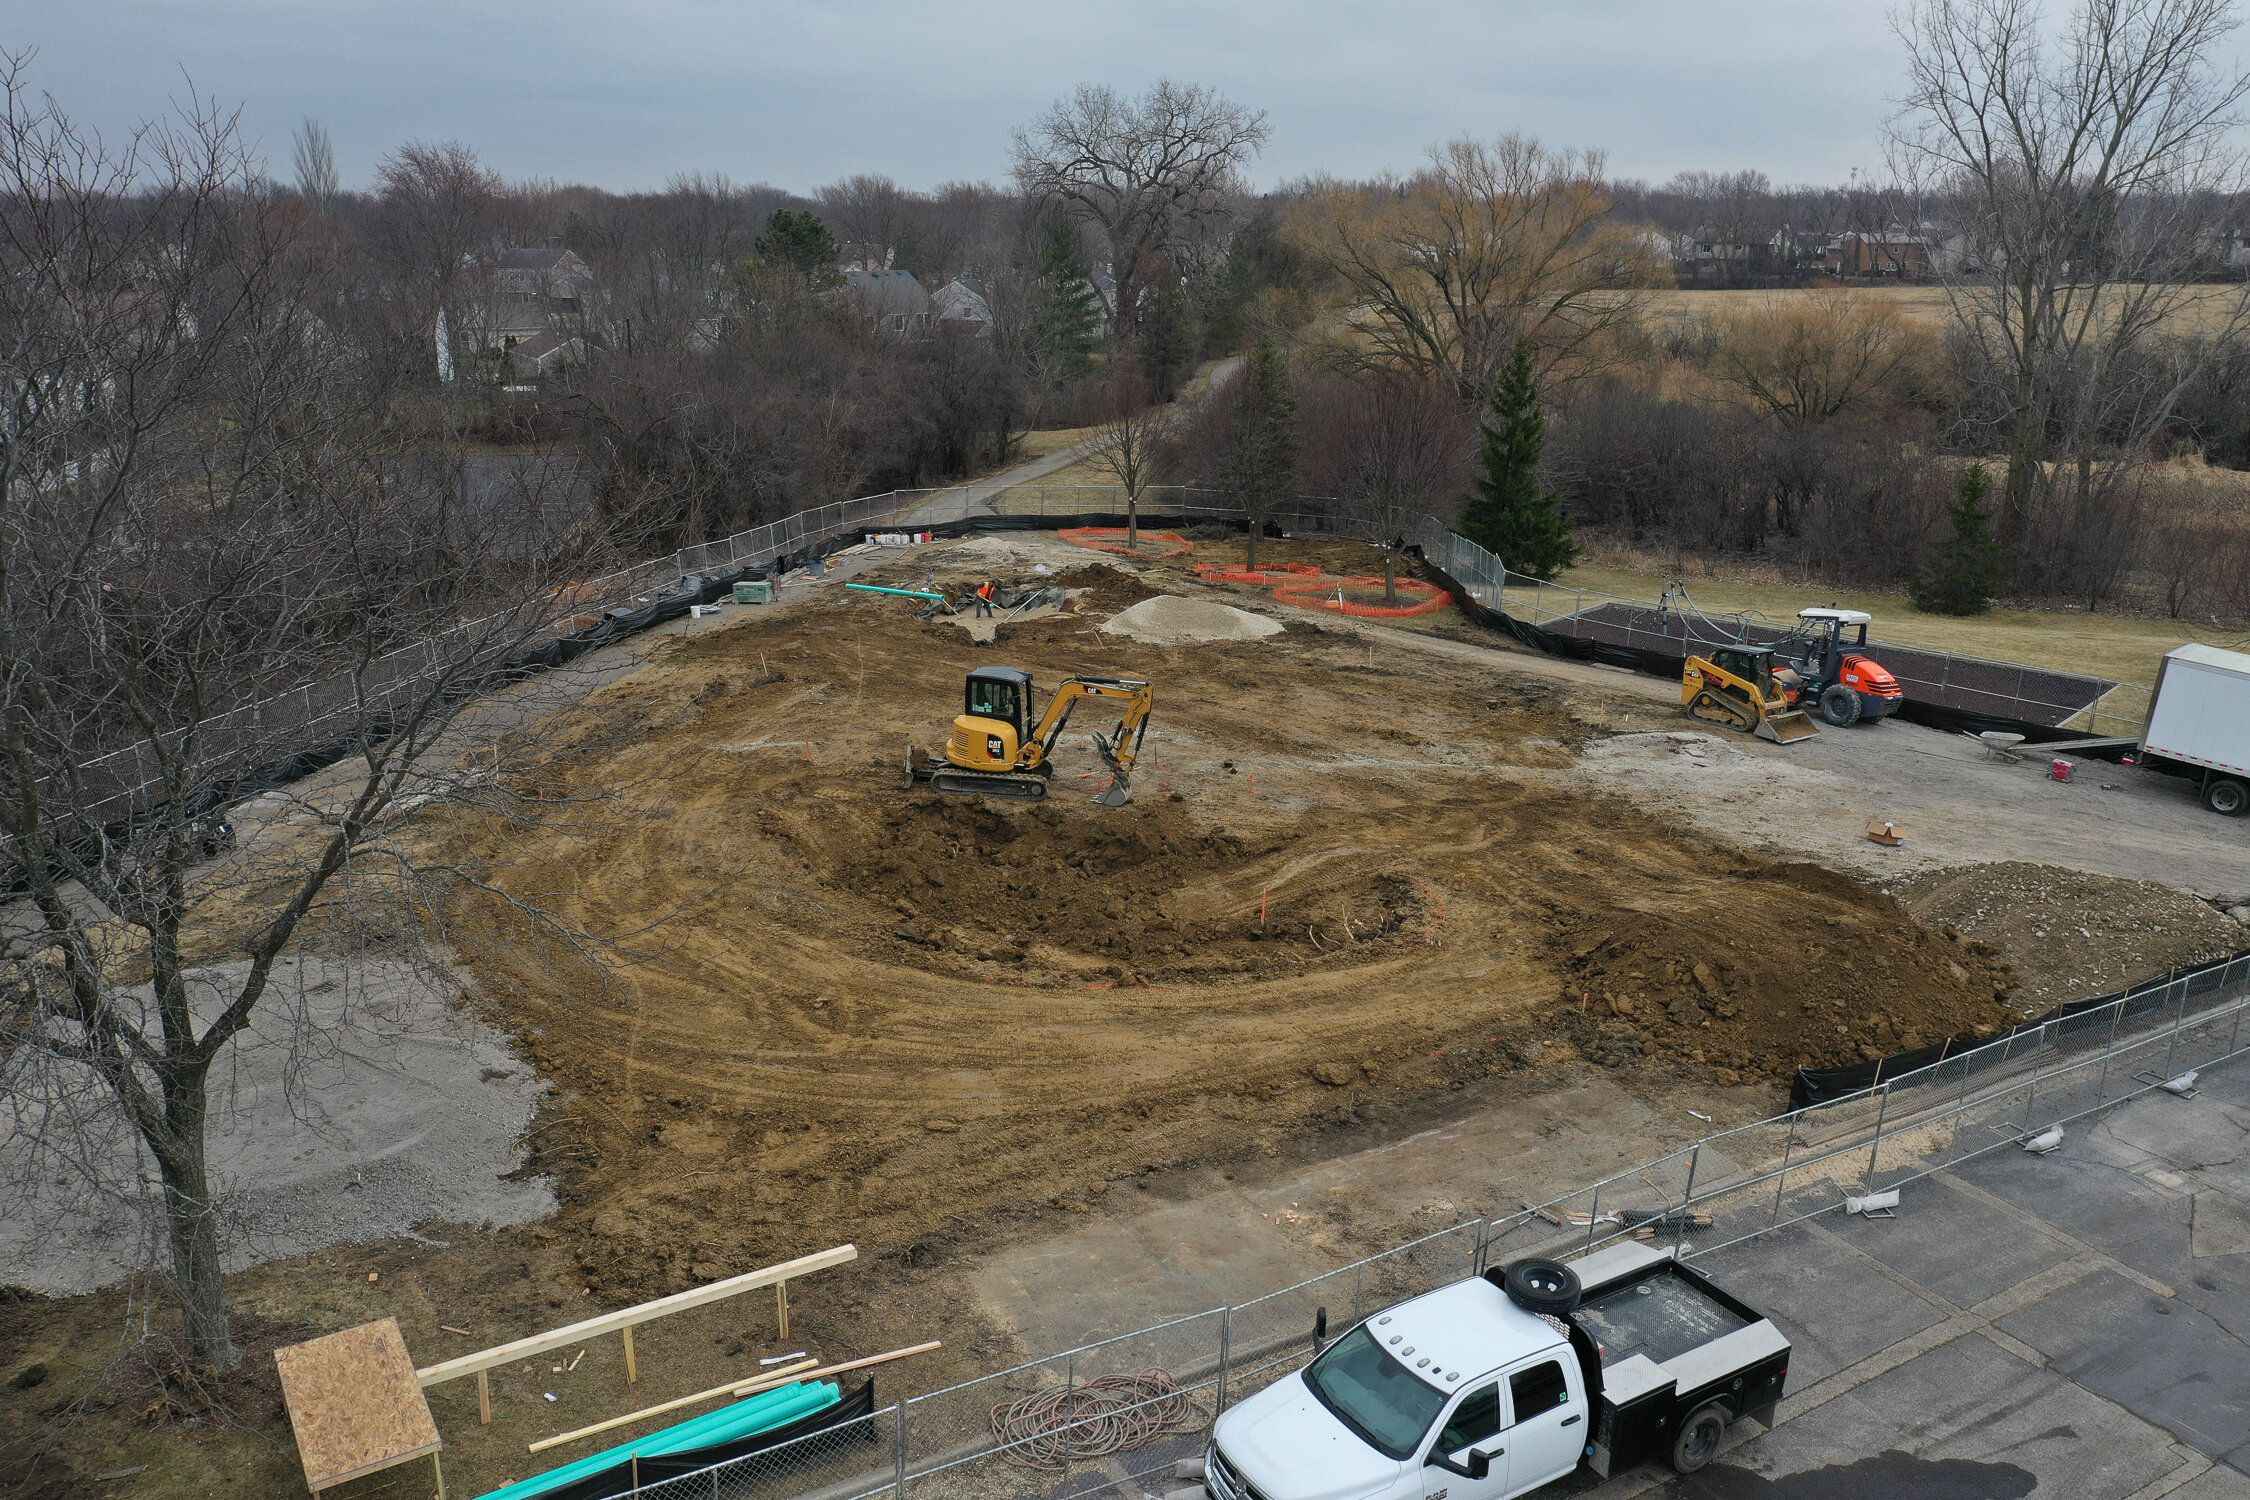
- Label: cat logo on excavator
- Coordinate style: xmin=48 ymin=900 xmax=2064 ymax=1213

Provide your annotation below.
xmin=1682 ymin=645 xmax=1822 ymax=744
xmin=906 ymin=665 xmax=1154 ymax=806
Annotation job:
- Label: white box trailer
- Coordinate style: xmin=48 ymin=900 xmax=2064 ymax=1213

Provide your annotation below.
xmin=2140 ymin=643 xmax=2250 ymax=816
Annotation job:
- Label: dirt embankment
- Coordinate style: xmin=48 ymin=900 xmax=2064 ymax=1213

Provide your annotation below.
xmin=433 ymin=575 xmax=2032 ymax=1303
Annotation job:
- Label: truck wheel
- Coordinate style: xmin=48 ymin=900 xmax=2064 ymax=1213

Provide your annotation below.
xmin=1501 ymin=1258 xmax=1582 ymax=1315
xmin=2206 ymin=777 xmax=2249 ymax=817
xmin=1819 ymin=684 xmax=1862 ymax=727
xmin=1669 ymin=1402 xmax=1729 ymax=1474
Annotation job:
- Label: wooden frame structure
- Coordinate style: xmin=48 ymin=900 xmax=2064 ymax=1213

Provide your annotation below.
xmin=414 ymin=1243 xmax=855 ymax=1424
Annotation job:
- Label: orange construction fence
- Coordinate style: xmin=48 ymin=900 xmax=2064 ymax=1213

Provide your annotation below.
xmin=1270 ymin=574 xmax=1453 ymax=618
xmin=1058 ymin=527 xmax=1194 ymax=558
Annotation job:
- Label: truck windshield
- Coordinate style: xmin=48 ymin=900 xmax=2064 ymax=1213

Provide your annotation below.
xmin=1303 ymin=1326 xmax=1448 ymax=1459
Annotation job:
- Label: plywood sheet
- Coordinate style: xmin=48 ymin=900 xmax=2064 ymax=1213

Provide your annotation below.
xmin=275 ymin=1318 xmax=440 ymax=1493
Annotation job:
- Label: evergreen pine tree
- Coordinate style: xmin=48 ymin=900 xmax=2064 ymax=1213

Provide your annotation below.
xmin=1220 ymin=333 xmax=1297 ymax=569
xmin=753 ymin=210 xmax=841 ymax=281
xmin=1461 ymin=342 xmax=1579 ymax=579
xmin=1034 ymin=215 xmax=1101 ymax=383
xmin=1910 ymin=463 xmax=2003 ymax=615
xmin=1137 ymin=271 xmax=1194 ymax=401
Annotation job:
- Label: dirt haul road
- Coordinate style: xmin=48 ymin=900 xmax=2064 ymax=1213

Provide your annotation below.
xmin=440 ymin=549 xmax=2020 ymax=1302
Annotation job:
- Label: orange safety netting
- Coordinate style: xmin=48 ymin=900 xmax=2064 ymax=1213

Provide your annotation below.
xmin=1058 ymin=527 xmax=1194 ymax=558
xmin=1270 ymin=574 xmax=1454 ymax=618
xmin=1191 ymin=562 xmax=1319 ymax=584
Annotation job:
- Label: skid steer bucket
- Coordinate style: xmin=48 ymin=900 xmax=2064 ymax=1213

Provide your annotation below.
xmin=1756 ymin=709 xmax=1821 ymax=745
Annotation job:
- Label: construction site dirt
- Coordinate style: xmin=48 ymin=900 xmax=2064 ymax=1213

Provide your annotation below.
xmin=440 ymin=546 xmax=2024 ymax=1314
xmin=10 ymin=534 xmax=2247 ymax=1500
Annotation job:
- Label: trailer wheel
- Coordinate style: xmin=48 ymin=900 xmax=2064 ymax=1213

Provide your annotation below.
xmin=1501 ymin=1258 xmax=1582 ymax=1315
xmin=1669 ymin=1402 xmax=1729 ymax=1474
xmin=2206 ymin=777 xmax=2249 ymax=817
xmin=1818 ymin=684 xmax=1862 ymax=727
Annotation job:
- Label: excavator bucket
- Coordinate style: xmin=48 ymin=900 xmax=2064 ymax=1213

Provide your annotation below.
xmin=1756 ymin=710 xmax=1821 ymax=745
xmin=1090 ymin=727 xmax=1133 ymax=807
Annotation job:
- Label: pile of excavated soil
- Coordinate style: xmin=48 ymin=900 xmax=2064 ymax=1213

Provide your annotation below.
xmin=1553 ymin=862 xmax=2019 ymax=1082
xmin=1099 ymin=595 xmax=1283 ymax=644
xmin=1886 ymin=861 xmax=2247 ymax=1010
xmin=435 ymin=591 xmax=2028 ymax=1300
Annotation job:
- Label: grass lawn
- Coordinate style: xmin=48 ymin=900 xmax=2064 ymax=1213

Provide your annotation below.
xmin=1533 ymin=564 xmax=2250 ymax=730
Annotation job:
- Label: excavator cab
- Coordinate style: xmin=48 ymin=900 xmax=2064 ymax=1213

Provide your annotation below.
xmin=955 ymin=665 xmax=1033 ymax=771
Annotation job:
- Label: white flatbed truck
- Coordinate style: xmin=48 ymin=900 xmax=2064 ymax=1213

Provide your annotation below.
xmin=1202 ymin=1243 xmax=1789 ymax=1500
xmin=2137 ymin=644 xmax=2250 ymax=817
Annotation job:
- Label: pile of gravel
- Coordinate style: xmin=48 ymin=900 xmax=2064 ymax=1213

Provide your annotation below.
xmin=1098 ymin=595 xmax=1284 ymax=645
xmin=1886 ymin=861 xmax=2247 ymax=1011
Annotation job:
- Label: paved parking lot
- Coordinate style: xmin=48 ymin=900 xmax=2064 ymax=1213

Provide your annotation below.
xmin=1573 ymin=1056 xmax=2250 ymax=1499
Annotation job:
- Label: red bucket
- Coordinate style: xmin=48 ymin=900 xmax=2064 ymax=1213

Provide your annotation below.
xmin=2050 ymin=758 xmax=2074 ymax=782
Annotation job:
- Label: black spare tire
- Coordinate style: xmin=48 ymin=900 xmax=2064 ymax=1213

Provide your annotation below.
xmin=1502 ymin=1257 xmax=1582 ymax=1315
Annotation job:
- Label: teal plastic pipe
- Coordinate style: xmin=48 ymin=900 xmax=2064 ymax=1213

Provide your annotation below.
xmin=846 ymin=583 xmax=945 ymax=602
xmin=473 ymin=1381 xmax=840 ymax=1500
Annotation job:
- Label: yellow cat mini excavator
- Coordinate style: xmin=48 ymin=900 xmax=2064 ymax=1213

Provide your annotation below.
xmin=907 ymin=666 xmax=1154 ymax=806
xmin=1681 ymin=645 xmax=1822 ymax=744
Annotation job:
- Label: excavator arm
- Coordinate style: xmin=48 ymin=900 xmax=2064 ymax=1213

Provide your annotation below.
xmin=1029 ymin=677 xmax=1154 ymax=806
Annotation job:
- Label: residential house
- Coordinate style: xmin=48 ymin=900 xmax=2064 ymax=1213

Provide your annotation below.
xmin=841 ymin=268 xmax=931 ymax=336
xmin=931 ymin=277 xmax=993 ymax=336
xmin=442 ymin=243 xmax=596 ymax=382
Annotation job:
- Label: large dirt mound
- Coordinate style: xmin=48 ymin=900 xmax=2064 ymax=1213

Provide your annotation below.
xmin=1555 ymin=861 xmax=2018 ymax=1080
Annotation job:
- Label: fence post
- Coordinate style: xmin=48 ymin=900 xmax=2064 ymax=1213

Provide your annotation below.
xmin=2095 ymin=999 xmax=2125 ymax=1101
xmin=1675 ymin=1145 xmax=1701 ymax=1256
xmin=2161 ymin=972 xmax=2190 ymax=1081
xmin=1217 ymin=1307 xmax=1232 ymax=1414
xmin=1771 ymin=1119 xmax=1797 ymax=1226
xmin=1354 ymin=1264 xmax=1364 ymax=1320
xmin=894 ymin=1399 xmax=909 ymax=1498
xmin=1584 ymin=1183 xmax=1602 ymax=1250
xmin=2021 ymin=1025 xmax=2046 ymax=1131
xmin=1865 ymin=1082 xmax=1891 ymax=1183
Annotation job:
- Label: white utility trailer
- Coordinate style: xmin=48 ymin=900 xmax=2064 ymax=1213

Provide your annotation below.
xmin=2139 ymin=644 xmax=2250 ymax=817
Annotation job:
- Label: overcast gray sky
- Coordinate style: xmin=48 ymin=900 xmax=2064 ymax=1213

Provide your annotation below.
xmin=15 ymin=2 xmax=1930 ymax=192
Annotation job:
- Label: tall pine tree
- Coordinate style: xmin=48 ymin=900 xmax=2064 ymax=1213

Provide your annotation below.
xmin=1034 ymin=214 xmax=1101 ymax=384
xmin=1221 ymin=333 xmax=1297 ymax=570
xmin=1461 ymin=342 xmax=1578 ymax=580
xmin=1911 ymin=463 xmax=2002 ymax=615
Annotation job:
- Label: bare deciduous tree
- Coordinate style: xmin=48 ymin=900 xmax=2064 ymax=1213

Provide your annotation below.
xmin=1013 ymin=80 xmax=1269 ymax=337
xmin=1705 ymin=288 xmax=1936 ymax=425
xmin=1893 ymin=0 xmax=2250 ymax=580
xmin=291 ymin=116 xmax=339 ymax=216
xmin=0 ymin=65 xmax=616 ymax=1371
xmin=1287 ymin=136 xmax=1663 ymax=400
xmin=1306 ymin=375 xmax=1474 ymax=601
xmin=1083 ymin=370 xmax=1167 ymax=545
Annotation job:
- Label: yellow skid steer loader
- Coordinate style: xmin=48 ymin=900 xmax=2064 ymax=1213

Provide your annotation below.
xmin=1682 ymin=645 xmax=1821 ymax=745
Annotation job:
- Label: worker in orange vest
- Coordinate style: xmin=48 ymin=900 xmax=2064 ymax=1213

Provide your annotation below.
xmin=975 ymin=579 xmax=997 ymax=618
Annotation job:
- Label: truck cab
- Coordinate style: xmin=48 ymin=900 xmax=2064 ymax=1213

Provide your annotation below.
xmin=1207 ymin=1245 xmax=1789 ymax=1500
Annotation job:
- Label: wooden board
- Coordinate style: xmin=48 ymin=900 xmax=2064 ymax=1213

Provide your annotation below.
xmin=414 ymin=1243 xmax=855 ymax=1387
xmin=275 ymin=1318 xmax=441 ymax=1493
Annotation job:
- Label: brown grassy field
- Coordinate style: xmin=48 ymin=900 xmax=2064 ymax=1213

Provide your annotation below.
xmin=1641 ymin=282 xmax=2250 ymax=335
